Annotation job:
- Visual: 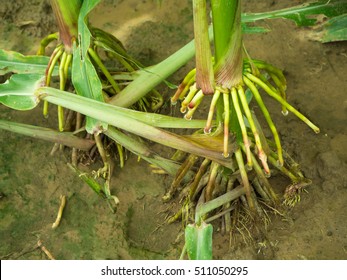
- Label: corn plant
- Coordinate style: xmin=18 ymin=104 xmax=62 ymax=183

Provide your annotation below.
xmin=0 ymin=0 xmax=346 ymax=259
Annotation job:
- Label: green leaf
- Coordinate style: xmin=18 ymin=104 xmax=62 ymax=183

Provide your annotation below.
xmin=319 ymin=13 xmax=347 ymax=42
xmin=242 ymin=23 xmax=270 ymax=34
xmin=72 ymin=44 xmax=106 ymax=134
xmin=78 ymin=0 xmax=101 ymax=57
xmin=36 ymin=86 xmax=236 ymax=169
xmin=0 ymin=73 xmax=43 ymax=110
xmin=72 ymin=0 xmax=106 ymax=134
xmin=185 ymin=222 xmax=213 ymax=260
xmin=0 ymin=49 xmax=57 ymax=75
xmin=242 ymin=0 xmax=347 ymax=27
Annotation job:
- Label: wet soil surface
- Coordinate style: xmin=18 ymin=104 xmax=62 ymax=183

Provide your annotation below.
xmin=0 ymin=0 xmax=346 ymax=259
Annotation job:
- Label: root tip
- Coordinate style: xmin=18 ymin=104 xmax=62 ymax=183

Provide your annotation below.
xmin=281 ymin=110 xmax=289 ymax=116
xmin=223 ymin=152 xmax=230 ymax=158
xmin=246 ymin=163 xmax=253 ymax=171
xmin=204 ymin=127 xmax=211 ymax=134
xmin=184 ymin=113 xmax=192 ymax=121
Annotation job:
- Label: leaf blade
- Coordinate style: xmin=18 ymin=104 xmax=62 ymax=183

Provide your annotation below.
xmin=320 ymin=13 xmax=347 ymax=42
xmin=242 ymin=0 xmax=347 ymax=27
xmin=71 ymin=0 xmax=106 ymax=134
xmin=185 ymin=222 xmax=213 ymax=260
xmin=0 ymin=73 xmax=43 ymax=110
xmin=0 ymin=49 xmax=57 ymax=75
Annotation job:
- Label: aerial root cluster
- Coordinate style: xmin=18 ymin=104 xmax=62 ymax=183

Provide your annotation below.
xmin=166 ymin=59 xmax=320 ymax=226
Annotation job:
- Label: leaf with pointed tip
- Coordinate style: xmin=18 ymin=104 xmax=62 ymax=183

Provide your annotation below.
xmin=78 ymin=0 xmax=101 ymax=57
xmin=0 ymin=73 xmax=43 ymax=110
xmin=0 ymin=49 xmax=56 ymax=75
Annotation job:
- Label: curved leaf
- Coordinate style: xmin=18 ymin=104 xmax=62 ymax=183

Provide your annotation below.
xmin=0 ymin=49 xmax=56 ymax=75
xmin=0 ymin=74 xmax=42 ymax=110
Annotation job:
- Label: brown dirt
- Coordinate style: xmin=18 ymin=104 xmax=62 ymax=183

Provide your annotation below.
xmin=0 ymin=0 xmax=346 ymax=260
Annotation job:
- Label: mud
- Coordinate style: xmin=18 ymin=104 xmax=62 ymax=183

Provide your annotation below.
xmin=0 ymin=0 xmax=346 ymax=259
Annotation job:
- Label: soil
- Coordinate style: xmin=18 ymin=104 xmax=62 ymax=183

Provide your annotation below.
xmin=1 ymin=0 xmax=346 ymax=260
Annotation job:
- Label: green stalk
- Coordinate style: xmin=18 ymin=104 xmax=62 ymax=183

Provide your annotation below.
xmin=109 ymin=37 xmax=196 ymax=108
xmin=211 ymin=0 xmax=238 ymax=61
xmin=193 ymin=0 xmax=214 ymax=94
xmin=50 ymin=0 xmax=83 ymax=53
xmin=211 ymin=0 xmax=243 ymax=88
xmin=108 ymin=26 xmax=215 ymax=108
